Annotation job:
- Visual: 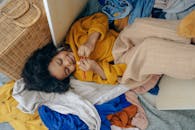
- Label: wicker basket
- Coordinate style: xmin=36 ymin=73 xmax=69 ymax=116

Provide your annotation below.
xmin=0 ymin=0 xmax=51 ymax=80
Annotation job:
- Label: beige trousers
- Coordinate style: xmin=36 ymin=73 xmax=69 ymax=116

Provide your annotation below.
xmin=112 ymin=18 xmax=195 ymax=89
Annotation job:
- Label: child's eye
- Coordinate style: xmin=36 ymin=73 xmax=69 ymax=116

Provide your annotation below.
xmin=56 ymin=58 xmax=62 ymax=65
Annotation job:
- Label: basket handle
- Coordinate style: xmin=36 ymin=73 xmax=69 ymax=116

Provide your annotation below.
xmin=12 ymin=4 xmax=41 ymax=28
xmin=1 ymin=0 xmax=30 ymax=19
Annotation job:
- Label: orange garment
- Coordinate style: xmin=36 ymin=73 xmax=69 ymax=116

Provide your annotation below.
xmin=178 ymin=10 xmax=195 ymax=38
xmin=107 ymin=105 xmax=137 ymax=128
xmin=66 ymin=13 xmax=126 ymax=84
xmin=0 ymin=81 xmax=47 ymax=130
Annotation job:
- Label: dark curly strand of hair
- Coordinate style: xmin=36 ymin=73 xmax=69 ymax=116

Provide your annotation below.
xmin=22 ymin=43 xmax=71 ymax=93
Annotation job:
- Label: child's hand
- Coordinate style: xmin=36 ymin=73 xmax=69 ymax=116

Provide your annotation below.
xmin=78 ymin=58 xmax=97 ymax=72
xmin=78 ymin=32 xmax=101 ymax=57
xmin=78 ymin=58 xmax=106 ymax=79
xmin=78 ymin=42 xmax=95 ymax=57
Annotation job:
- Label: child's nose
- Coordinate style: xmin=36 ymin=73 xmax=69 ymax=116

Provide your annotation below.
xmin=64 ymin=60 xmax=71 ymax=67
xmin=64 ymin=61 xmax=70 ymax=67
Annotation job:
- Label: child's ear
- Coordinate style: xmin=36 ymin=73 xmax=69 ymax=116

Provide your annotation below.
xmin=57 ymin=42 xmax=71 ymax=52
xmin=57 ymin=47 xmax=65 ymax=52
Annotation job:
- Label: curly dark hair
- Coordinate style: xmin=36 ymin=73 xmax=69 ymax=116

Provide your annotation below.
xmin=21 ymin=43 xmax=71 ymax=93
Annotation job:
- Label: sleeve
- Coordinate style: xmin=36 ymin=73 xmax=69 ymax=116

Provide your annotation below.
xmin=65 ymin=13 xmax=109 ymax=62
xmin=87 ymin=13 xmax=109 ymax=41
xmin=74 ymin=62 xmax=126 ymax=84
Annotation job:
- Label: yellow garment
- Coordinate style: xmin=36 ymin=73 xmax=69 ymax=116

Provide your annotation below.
xmin=114 ymin=16 xmax=129 ymax=32
xmin=66 ymin=13 xmax=126 ymax=84
xmin=0 ymin=81 xmax=47 ymax=130
xmin=178 ymin=10 xmax=195 ymax=38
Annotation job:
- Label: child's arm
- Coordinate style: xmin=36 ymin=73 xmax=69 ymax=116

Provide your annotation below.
xmin=78 ymin=58 xmax=106 ymax=80
xmin=78 ymin=32 xmax=101 ymax=57
xmin=77 ymin=58 xmax=126 ymax=84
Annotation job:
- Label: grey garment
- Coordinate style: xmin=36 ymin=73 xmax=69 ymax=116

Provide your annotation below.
xmin=138 ymin=95 xmax=195 ymax=130
xmin=12 ymin=79 xmax=101 ymax=130
xmin=0 ymin=123 xmax=13 ymax=130
xmin=154 ymin=0 xmax=195 ymax=20
xmin=70 ymin=77 xmax=130 ymax=105
xmin=12 ymin=78 xmax=130 ymax=130
xmin=154 ymin=0 xmax=195 ymax=12
xmin=165 ymin=5 xmax=195 ymax=20
xmin=0 ymin=0 xmax=11 ymax=9
xmin=0 ymin=73 xmax=10 ymax=86
xmin=163 ymin=0 xmax=195 ymax=13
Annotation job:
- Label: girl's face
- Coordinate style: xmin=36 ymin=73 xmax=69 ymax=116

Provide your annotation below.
xmin=48 ymin=51 xmax=76 ymax=80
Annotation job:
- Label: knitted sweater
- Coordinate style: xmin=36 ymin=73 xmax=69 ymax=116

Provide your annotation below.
xmin=66 ymin=13 xmax=126 ymax=84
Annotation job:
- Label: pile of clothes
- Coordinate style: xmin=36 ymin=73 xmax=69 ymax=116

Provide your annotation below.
xmin=99 ymin=0 xmax=195 ymax=22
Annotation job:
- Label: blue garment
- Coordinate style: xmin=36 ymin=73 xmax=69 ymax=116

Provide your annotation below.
xmin=101 ymin=0 xmax=133 ymax=22
xmin=99 ymin=0 xmax=106 ymax=5
xmin=127 ymin=0 xmax=155 ymax=24
xmin=148 ymin=84 xmax=160 ymax=95
xmin=38 ymin=94 xmax=132 ymax=130
xmin=95 ymin=94 xmax=131 ymax=130
xmin=99 ymin=0 xmax=155 ymax=24
xmin=148 ymin=76 xmax=161 ymax=95
xmin=38 ymin=105 xmax=89 ymax=130
xmin=80 ymin=0 xmax=103 ymax=18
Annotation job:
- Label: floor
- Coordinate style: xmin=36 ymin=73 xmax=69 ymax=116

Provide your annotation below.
xmin=0 ymin=0 xmax=14 ymax=129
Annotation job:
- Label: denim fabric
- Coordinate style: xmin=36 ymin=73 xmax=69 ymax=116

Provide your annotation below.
xmin=128 ymin=0 xmax=155 ymax=24
xmin=102 ymin=0 xmax=133 ymax=22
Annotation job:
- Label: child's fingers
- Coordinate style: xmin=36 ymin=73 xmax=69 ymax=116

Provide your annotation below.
xmin=78 ymin=45 xmax=92 ymax=57
xmin=80 ymin=59 xmax=90 ymax=68
xmin=82 ymin=58 xmax=89 ymax=65
xmin=79 ymin=64 xmax=87 ymax=71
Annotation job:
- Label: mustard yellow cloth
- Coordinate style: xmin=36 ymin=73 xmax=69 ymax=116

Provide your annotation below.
xmin=178 ymin=10 xmax=195 ymax=38
xmin=0 ymin=82 xmax=47 ymax=130
xmin=66 ymin=13 xmax=126 ymax=84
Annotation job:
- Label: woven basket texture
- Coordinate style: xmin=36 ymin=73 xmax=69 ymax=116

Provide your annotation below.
xmin=0 ymin=0 xmax=51 ymax=80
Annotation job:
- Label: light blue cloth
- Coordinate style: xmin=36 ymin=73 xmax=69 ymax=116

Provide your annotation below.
xmin=154 ymin=0 xmax=195 ymax=20
xmin=100 ymin=0 xmax=155 ymax=24
xmin=163 ymin=0 xmax=195 ymax=13
xmin=0 ymin=73 xmax=10 ymax=86
xmin=127 ymin=0 xmax=155 ymax=24
xmin=80 ymin=0 xmax=103 ymax=18
xmin=0 ymin=123 xmax=14 ymax=130
xmin=102 ymin=0 xmax=133 ymax=21
xmin=165 ymin=4 xmax=195 ymax=20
